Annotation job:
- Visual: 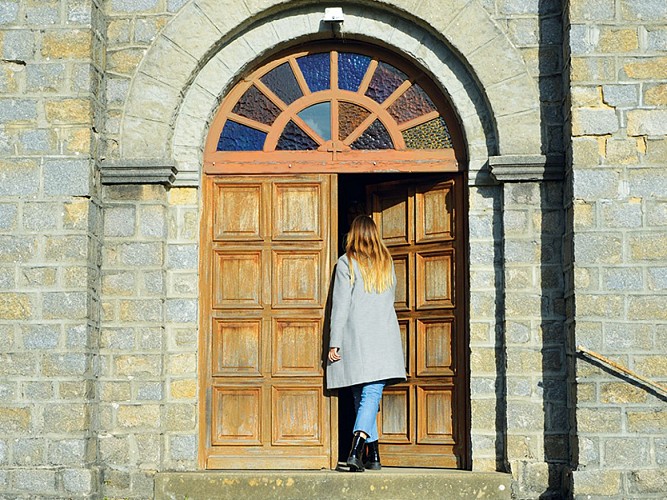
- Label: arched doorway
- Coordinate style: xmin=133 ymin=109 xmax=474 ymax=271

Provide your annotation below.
xmin=199 ymin=42 xmax=469 ymax=469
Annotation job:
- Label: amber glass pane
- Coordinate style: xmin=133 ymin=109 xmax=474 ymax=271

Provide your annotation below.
xmin=297 ymin=53 xmax=330 ymax=92
xmin=402 ymin=117 xmax=452 ymax=149
xmin=351 ymin=119 xmax=393 ymax=150
xmin=338 ymin=101 xmax=371 ymax=140
xmin=387 ymin=84 xmax=436 ymax=124
xmin=276 ymin=120 xmax=319 ymax=150
xmin=298 ymin=102 xmax=331 ymax=141
xmin=365 ymin=61 xmax=407 ymax=104
xmin=260 ymin=62 xmax=303 ymax=105
xmin=232 ymin=85 xmax=281 ymax=125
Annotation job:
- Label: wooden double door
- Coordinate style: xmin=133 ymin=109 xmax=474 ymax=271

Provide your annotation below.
xmin=200 ymin=173 xmax=467 ymax=469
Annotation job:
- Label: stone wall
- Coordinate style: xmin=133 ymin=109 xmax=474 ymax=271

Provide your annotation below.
xmin=0 ymin=0 xmax=104 ymax=497
xmin=567 ymin=0 xmax=667 ymax=497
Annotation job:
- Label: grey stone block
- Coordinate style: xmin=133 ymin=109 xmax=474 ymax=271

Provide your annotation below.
xmin=120 ymin=242 xmax=163 ymax=266
xmin=0 ymin=236 xmax=36 ymax=263
xmin=139 ymin=327 xmax=163 ymax=349
xmin=107 ymin=77 xmax=130 ymax=105
xmin=627 ymin=110 xmax=667 ymax=136
xmin=142 ymin=270 xmax=164 ymax=295
xmin=44 ymin=159 xmax=91 ymax=196
xmin=622 ymin=0 xmax=667 ymax=20
xmin=574 ymin=233 xmax=622 ymax=264
xmin=603 ymin=267 xmax=643 ymax=291
xmin=166 ymin=299 xmax=197 ymax=323
xmin=104 ymin=206 xmax=136 ymax=237
xmin=657 ymin=438 xmax=667 ymax=465
xmin=12 ymin=469 xmax=56 ymax=493
xmin=26 ymin=5 xmax=59 ymax=25
xmin=647 ymin=28 xmax=667 ymax=51
xmin=169 ymin=434 xmax=196 ymax=460
xmin=569 ymin=25 xmax=596 ymax=55
xmin=573 ymin=169 xmax=619 ymax=199
xmin=22 ymin=380 xmax=53 ymax=400
xmin=100 ymin=327 xmax=134 ymax=350
xmin=2 ymin=30 xmax=35 ymax=60
xmin=603 ymin=438 xmax=650 ymax=467
xmin=0 ymin=439 xmax=6 ymax=464
xmin=62 ymin=468 xmax=92 ymax=494
xmin=0 ymin=204 xmax=17 ymax=230
xmin=22 ymin=324 xmax=60 ymax=350
xmin=48 ymin=439 xmax=86 ymax=465
xmin=0 ymin=159 xmax=40 ymax=196
xmin=43 ymin=353 xmax=88 ymax=376
xmin=13 ymin=438 xmax=44 ymax=466
xmin=43 ymin=292 xmax=87 ymax=320
xmin=167 ymin=244 xmax=197 ymax=270
xmin=167 ymin=0 xmax=189 ymax=12
xmin=0 ymin=99 xmax=38 ymax=123
xmin=137 ymin=382 xmax=163 ymax=400
xmin=648 ymin=267 xmax=667 ymax=290
xmin=602 ymin=84 xmax=639 ymax=107
xmin=572 ymin=108 xmax=619 ymax=135
xmin=66 ymin=324 xmax=87 ymax=348
xmin=20 ymin=128 xmax=57 ymax=154
xmin=26 ymin=63 xmax=66 ymax=92
xmin=499 ymin=0 xmax=540 ymax=15
xmin=22 ymin=202 xmax=61 ymax=231
xmin=67 ymin=0 xmax=92 ymax=24
xmin=0 ymin=2 xmax=19 ymax=24
xmin=139 ymin=205 xmax=167 ymax=238
xmin=600 ymin=200 xmax=642 ymax=228
xmin=110 ymin=0 xmax=158 ymax=13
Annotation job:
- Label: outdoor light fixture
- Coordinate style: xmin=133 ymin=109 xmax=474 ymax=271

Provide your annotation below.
xmin=323 ymin=7 xmax=344 ymax=23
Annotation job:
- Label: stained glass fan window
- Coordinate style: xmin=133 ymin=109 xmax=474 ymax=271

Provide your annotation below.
xmin=209 ymin=46 xmax=457 ymax=165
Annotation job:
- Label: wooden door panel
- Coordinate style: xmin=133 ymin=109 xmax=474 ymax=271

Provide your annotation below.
xmin=202 ymin=174 xmax=333 ymax=469
xmin=416 ymin=250 xmax=454 ymax=309
xmin=416 ymin=181 xmax=454 ymax=242
xmin=213 ymin=182 xmax=264 ymax=241
xmin=212 ymin=318 xmax=262 ymax=377
xmin=272 ymin=386 xmax=324 ymax=446
xmin=213 ymin=250 xmax=263 ymax=309
xmin=272 ymin=318 xmax=322 ymax=376
xmin=272 ymin=250 xmax=322 ymax=308
xmin=211 ymin=386 xmax=262 ymax=445
xmin=417 ymin=385 xmax=454 ymax=444
xmin=416 ymin=318 xmax=454 ymax=376
xmin=367 ymin=175 xmax=467 ymax=469
xmin=272 ymin=182 xmax=324 ymax=240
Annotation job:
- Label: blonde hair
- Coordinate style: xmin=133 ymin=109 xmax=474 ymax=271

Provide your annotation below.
xmin=345 ymin=215 xmax=393 ymax=293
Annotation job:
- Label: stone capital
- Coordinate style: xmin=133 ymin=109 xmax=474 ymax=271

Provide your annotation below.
xmin=489 ymin=155 xmax=565 ymax=182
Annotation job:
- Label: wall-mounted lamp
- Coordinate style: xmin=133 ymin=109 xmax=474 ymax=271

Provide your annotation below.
xmin=323 ymin=7 xmax=344 ymax=23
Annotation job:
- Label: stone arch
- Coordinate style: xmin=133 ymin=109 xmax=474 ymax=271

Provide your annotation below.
xmin=118 ymin=0 xmax=541 ymax=186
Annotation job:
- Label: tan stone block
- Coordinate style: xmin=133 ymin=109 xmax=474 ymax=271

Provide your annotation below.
xmin=573 ymin=470 xmax=621 ymax=496
xmin=646 ymin=138 xmax=667 ymax=163
xmin=0 ymin=61 xmax=20 ymax=93
xmin=630 ymin=234 xmax=667 ymax=261
xmin=571 ymin=137 xmax=601 ymax=166
xmin=506 ymin=349 xmax=542 ymax=374
xmin=507 ymin=434 xmax=540 ymax=460
xmin=576 ymin=294 xmax=623 ymax=319
xmin=644 ymin=83 xmax=667 ymax=106
xmin=168 ymin=188 xmax=198 ymax=206
xmin=600 ymin=382 xmax=647 ymax=404
xmin=181 ymin=210 xmax=198 ymax=241
xmin=505 ymin=293 xmax=541 ymax=317
xmin=19 ymin=267 xmax=57 ymax=287
xmin=627 ymin=409 xmax=667 ymax=433
xmin=100 ymin=382 xmax=131 ymax=402
xmin=170 ymin=378 xmax=196 ymax=399
xmin=628 ymin=297 xmax=667 ymax=321
xmin=470 ymin=399 xmax=496 ymax=431
xmin=577 ymin=383 xmax=597 ymax=403
xmin=43 ymin=404 xmax=88 ymax=432
xmin=469 ymin=323 xmax=491 ymax=343
xmin=0 ymin=407 xmax=30 ymax=432
xmin=45 ymin=98 xmax=91 ymax=124
xmin=167 ymin=353 xmax=196 ymax=375
xmin=0 ymin=293 xmax=32 ymax=320
xmin=506 ymin=267 xmax=532 ymax=289
xmin=108 ymin=48 xmax=145 ymax=76
xmin=577 ymin=407 xmax=622 ymax=433
xmin=598 ymin=28 xmax=638 ymax=52
xmin=41 ymin=30 xmax=92 ymax=59
xmin=470 ymin=348 xmax=496 ymax=372
xmin=624 ymin=57 xmax=667 ymax=79
xmin=63 ymin=266 xmax=88 ymax=287
xmin=633 ymin=355 xmax=667 ymax=377
xmin=117 ymin=404 xmax=160 ymax=429
xmin=571 ymin=57 xmax=615 ymax=82
xmin=571 ymin=86 xmax=603 ymax=107
xmin=63 ymin=127 xmax=91 ymax=154
xmin=63 ymin=199 xmax=89 ymax=230
xmin=59 ymin=381 xmax=90 ymax=400
xmin=573 ymin=201 xmax=594 ymax=229
xmin=574 ymin=267 xmax=597 ymax=290
xmin=165 ymin=403 xmax=195 ymax=431
xmin=605 ymin=138 xmax=641 ymax=165
xmin=114 ymin=355 xmax=161 ymax=377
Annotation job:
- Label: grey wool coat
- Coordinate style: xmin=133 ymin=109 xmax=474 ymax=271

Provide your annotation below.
xmin=326 ymin=254 xmax=407 ymax=389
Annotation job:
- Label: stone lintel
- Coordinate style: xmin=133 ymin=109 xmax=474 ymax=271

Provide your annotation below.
xmin=100 ymin=159 xmax=177 ymax=186
xmin=489 ymin=155 xmax=564 ymax=182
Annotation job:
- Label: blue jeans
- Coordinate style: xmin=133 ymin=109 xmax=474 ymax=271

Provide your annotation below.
xmin=351 ymin=381 xmax=386 ymax=443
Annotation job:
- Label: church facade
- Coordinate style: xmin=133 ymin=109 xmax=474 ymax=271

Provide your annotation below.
xmin=0 ymin=0 xmax=665 ymax=497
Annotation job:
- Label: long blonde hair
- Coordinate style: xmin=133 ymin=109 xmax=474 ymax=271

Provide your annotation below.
xmin=345 ymin=215 xmax=393 ymax=293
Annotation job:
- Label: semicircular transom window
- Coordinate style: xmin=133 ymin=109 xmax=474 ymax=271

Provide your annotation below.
xmin=205 ymin=44 xmax=462 ymax=171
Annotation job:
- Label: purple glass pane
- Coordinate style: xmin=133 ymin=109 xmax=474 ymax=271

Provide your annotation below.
xmin=260 ymin=62 xmax=303 ymax=105
xmin=276 ymin=120 xmax=319 ymax=150
xmin=387 ymin=84 xmax=436 ymax=124
xmin=297 ymin=53 xmax=330 ymax=92
xmin=350 ymin=119 xmax=393 ymax=150
xmin=402 ymin=117 xmax=452 ymax=149
xmin=338 ymin=52 xmax=371 ymax=92
xmin=217 ymin=120 xmax=266 ymax=151
xmin=232 ymin=85 xmax=281 ymax=125
xmin=365 ymin=61 xmax=407 ymax=104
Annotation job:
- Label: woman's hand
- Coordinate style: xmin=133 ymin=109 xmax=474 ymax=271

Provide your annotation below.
xmin=328 ymin=347 xmax=341 ymax=363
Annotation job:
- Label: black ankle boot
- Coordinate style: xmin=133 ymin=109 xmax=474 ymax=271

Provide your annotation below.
xmin=346 ymin=433 xmax=366 ymax=472
xmin=364 ymin=440 xmax=381 ymax=470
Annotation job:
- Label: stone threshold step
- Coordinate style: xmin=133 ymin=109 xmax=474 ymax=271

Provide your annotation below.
xmin=155 ymin=469 xmax=512 ymax=499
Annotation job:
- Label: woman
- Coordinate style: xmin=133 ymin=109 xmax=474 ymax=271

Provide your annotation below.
xmin=327 ymin=215 xmax=406 ymax=472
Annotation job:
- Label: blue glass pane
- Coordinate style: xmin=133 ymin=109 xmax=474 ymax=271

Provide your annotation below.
xmin=351 ymin=119 xmax=393 ymax=150
xmin=276 ymin=120 xmax=319 ymax=150
xmin=365 ymin=61 xmax=407 ymax=104
xmin=298 ymin=102 xmax=331 ymax=141
xmin=297 ymin=53 xmax=330 ymax=92
xmin=338 ymin=52 xmax=371 ymax=92
xmin=217 ymin=120 xmax=266 ymax=151
xmin=260 ymin=62 xmax=303 ymax=105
